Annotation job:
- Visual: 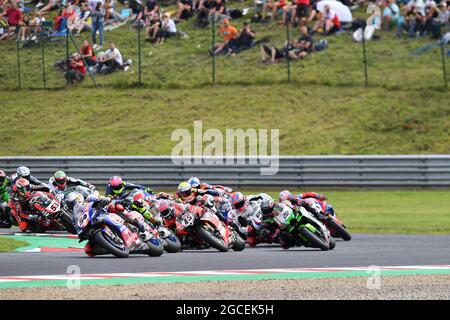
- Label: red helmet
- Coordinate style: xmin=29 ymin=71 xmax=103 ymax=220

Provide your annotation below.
xmin=158 ymin=200 xmax=174 ymax=219
xmin=231 ymin=192 xmax=246 ymax=210
xmin=132 ymin=192 xmax=146 ymax=209
xmin=14 ymin=178 xmax=31 ymax=198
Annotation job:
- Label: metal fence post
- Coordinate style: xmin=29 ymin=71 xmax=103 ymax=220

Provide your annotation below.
xmin=16 ymin=34 xmax=21 ymax=89
xmin=41 ymin=36 xmax=46 ymax=89
xmin=211 ymin=14 xmax=216 ymax=85
xmin=440 ymin=40 xmax=448 ymax=91
xmin=362 ymin=28 xmax=368 ymax=87
xmin=285 ymin=21 xmax=291 ymax=83
xmin=66 ymin=24 xmax=69 ymax=86
xmin=138 ymin=20 xmax=142 ymax=85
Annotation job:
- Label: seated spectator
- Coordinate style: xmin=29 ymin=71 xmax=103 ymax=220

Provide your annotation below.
xmin=39 ymin=0 xmax=65 ymax=15
xmin=31 ymin=11 xmax=45 ymax=33
xmin=437 ymin=1 xmax=449 ymax=26
xmin=197 ymin=0 xmax=216 ymax=28
xmin=397 ymin=2 xmax=426 ymax=37
xmin=312 ymin=4 xmax=341 ymax=35
xmin=18 ymin=13 xmax=30 ymax=41
xmin=73 ymin=2 xmax=92 ymax=34
xmin=80 ymin=39 xmax=97 ymax=66
xmin=382 ymin=0 xmax=400 ymax=31
xmin=0 ymin=1 xmax=22 ymax=40
xmin=176 ymin=0 xmax=193 ymax=21
xmin=64 ymin=5 xmax=80 ymax=34
xmin=252 ymin=0 xmax=270 ymax=22
xmin=213 ymin=0 xmax=227 ymax=19
xmin=65 ymin=52 xmax=86 ymax=84
xmin=145 ymin=12 xmax=160 ymax=42
xmin=291 ymin=0 xmax=310 ymax=27
xmin=268 ymin=0 xmax=288 ymax=22
xmin=104 ymin=0 xmax=117 ymax=21
xmin=425 ymin=1 xmax=442 ymax=38
xmin=155 ymin=12 xmax=177 ymax=43
xmin=227 ymin=21 xmax=256 ymax=54
xmin=106 ymin=0 xmax=134 ymax=24
xmin=96 ymin=42 xmax=130 ymax=73
xmin=210 ymin=18 xmax=238 ymax=55
xmin=140 ymin=0 xmax=159 ymax=21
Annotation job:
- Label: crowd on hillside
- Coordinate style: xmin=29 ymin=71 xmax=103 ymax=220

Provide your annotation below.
xmin=1 ymin=0 xmax=449 ymax=82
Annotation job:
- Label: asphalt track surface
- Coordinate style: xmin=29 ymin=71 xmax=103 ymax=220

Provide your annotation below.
xmin=1 ymin=234 xmax=449 ymax=277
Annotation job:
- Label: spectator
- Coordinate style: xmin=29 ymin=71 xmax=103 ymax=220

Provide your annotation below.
xmin=176 ymin=0 xmax=193 ymax=21
xmin=437 ymin=1 xmax=449 ymax=26
xmin=96 ymin=42 xmax=130 ymax=73
xmin=398 ymin=2 xmax=426 ymax=37
xmin=73 ymin=2 xmax=92 ymax=35
xmin=312 ymin=4 xmax=341 ymax=34
xmin=145 ymin=11 xmax=160 ymax=42
xmin=141 ymin=0 xmax=159 ymax=21
xmin=104 ymin=0 xmax=117 ymax=21
xmin=65 ymin=52 xmax=86 ymax=84
xmin=156 ymin=11 xmax=177 ymax=44
xmin=106 ymin=0 xmax=134 ymax=24
xmin=197 ymin=0 xmax=216 ymax=28
xmin=210 ymin=18 xmax=238 ymax=55
xmin=31 ymin=11 xmax=45 ymax=33
xmin=80 ymin=39 xmax=97 ymax=66
xmin=260 ymin=36 xmax=312 ymax=63
xmin=39 ymin=0 xmax=65 ymax=14
xmin=267 ymin=0 xmax=287 ymax=22
xmin=291 ymin=0 xmax=310 ymax=27
xmin=425 ymin=1 xmax=442 ymax=38
xmin=227 ymin=21 xmax=256 ymax=54
xmin=18 ymin=13 xmax=30 ymax=41
xmin=0 ymin=1 xmax=22 ymax=40
xmin=382 ymin=0 xmax=400 ymax=31
xmin=64 ymin=5 xmax=80 ymax=34
xmin=91 ymin=1 xmax=105 ymax=49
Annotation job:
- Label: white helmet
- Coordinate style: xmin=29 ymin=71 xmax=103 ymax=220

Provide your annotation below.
xmin=17 ymin=166 xmax=31 ymax=178
xmin=65 ymin=192 xmax=84 ymax=211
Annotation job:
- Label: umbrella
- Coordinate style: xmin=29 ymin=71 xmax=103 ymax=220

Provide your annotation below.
xmin=316 ymin=0 xmax=353 ymax=23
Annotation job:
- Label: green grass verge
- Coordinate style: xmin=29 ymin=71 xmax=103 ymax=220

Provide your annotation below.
xmin=0 ymin=237 xmax=29 ymax=252
xmin=249 ymin=190 xmax=450 ymax=234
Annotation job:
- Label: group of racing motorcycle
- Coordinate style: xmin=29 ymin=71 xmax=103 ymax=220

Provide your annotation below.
xmin=0 ymin=167 xmax=351 ymax=258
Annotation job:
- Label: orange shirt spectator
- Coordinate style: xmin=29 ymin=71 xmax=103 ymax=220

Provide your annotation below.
xmin=219 ymin=19 xmax=238 ymax=42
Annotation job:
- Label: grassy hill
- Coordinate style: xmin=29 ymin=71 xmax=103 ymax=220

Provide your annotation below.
xmin=0 ymin=3 xmax=448 ymax=156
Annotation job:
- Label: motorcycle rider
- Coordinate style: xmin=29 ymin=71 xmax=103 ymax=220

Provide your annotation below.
xmin=10 ymin=166 xmax=49 ymax=191
xmin=118 ymin=191 xmax=164 ymax=227
xmin=9 ymin=178 xmax=50 ymax=232
xmin=176 ymin=181 xmax=222 ymax=204
xmin=105 ymin=176 xmax=153 ymax=199
xmin=0 ymin=170 xmax=12 ymax=228
xmin=187 ymin=177 xmax=233 ymax=194
xmin=68 ymin=191 xmax=152 ymax=257
xmin=49 ymin=171 xmax=95 ymax=192
xmin=279 ymin=190 xmax=335 ymax=218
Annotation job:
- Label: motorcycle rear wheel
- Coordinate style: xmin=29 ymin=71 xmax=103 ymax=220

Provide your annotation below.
xmin=93 ymin=229 xmax=129 ymax=258
xmin=327 ymin=218 xmax=351 ymax=241
xmin=58 ymin=211 xmax=77 ymax=234
xmin=197 ymin=225 xmax=228 ymax=252
xmin=299 ymin=227 xmax=330 ymax=251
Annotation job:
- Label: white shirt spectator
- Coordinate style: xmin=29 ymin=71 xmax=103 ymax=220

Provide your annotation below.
xmin=164 ymin=19 xmax=177 ymax=33
xmin=104 ymin=47 xmax=123 ymax=65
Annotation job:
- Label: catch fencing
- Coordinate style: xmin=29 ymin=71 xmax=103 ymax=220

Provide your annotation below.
xmin=1 ymin=155 xmax=450 ymax=189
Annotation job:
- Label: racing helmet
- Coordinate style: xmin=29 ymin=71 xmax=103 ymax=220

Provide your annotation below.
xmin=260 ymin=196 xmax=275 ymax=217
xmin=177 ymin=182 xmax=192 ymax=198
xmin=109 ymin=176 xmax=124 ymax=195
xmin=14 ymin=178 xmax=31 ymax=198
xmin=53 ymin=171 xmax=67 ymax=188
xmin=187 ymin=177 xmax=200 ymax=188
xmin=231 ymin=192 xmax=246 ymax=210
xmin=158 ymin=201 xmax=174 ymax=219
xmin=279 ymin=190 xmax=293 ymax=201
xmin=66 ymin=191 xmax=84 ymax=211
xmin=131 ymin=192 xmax=147 ymax=213
xmin=17 ymin=166 xmax=31 ymax=178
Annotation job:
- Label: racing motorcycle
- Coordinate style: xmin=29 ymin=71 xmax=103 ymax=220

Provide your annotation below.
xmin=75 ymin=204 xmax=164 ymax=258
xmin=302 ymin=198 xmax=351 ymax=241
xmin=176 ymin=204 xmax=246 ymax=252
xmin=26 ymin=192 xmax=76 ymax=233
xmin=273 ymin=202 xmax=335 ymax=251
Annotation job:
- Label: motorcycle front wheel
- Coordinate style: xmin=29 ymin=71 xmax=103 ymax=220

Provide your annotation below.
xmin=231 ymin=233 xmax=246 ymax=251
xmin=163 ymin=235 xmax=181 ymax=253
xmin=93 ymin=229 xmax=129 ymax=258
xmin=299 ymin=227 xmax=330 ymax=251
xmin=326 ymin=218 xmax=352 ymax=241
xmin=145 ymin=238 xmax=164 ymax=257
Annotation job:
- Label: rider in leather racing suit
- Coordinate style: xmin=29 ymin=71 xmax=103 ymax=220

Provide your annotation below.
xmin=69 ymin=193 xmax=152 ymax=257
xmin=49 ymin=171 xmax=95 ymax=192
xmin=279 ymin=190 xmax=336 ymax=217
xmin=0 ymin=171 xmax=12 ymax=227
xmin=10 ymin=166 xmax=49 ymax=189
xmin=176 ymin=181 xmax=222 ymax=204
xmin=105 ymin=176 xmax=153 ymax=199
xmin=187 ymin=177 xmax=233 ymax=195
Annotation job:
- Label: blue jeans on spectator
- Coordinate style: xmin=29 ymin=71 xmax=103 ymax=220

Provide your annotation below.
xmin=92 ymin=20 xmax=104 ymax=46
